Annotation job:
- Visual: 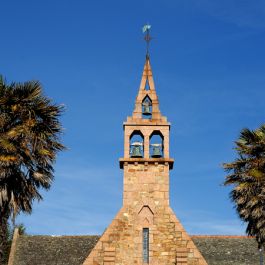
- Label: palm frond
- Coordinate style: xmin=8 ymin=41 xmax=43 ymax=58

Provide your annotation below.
xmin=0 ymin=76 xmax=65 ymax=223
xmin=223 ymin=123 xmax=265 ymax=247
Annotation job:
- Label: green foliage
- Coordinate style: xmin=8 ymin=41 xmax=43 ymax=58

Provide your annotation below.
xmin=224 ymin=124 xmax=265 ymax=248
xmin=8 ymin=223 xmax=26 ymax=239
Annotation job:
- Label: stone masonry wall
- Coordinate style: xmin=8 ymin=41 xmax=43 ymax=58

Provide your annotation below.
xmin=123 ymin=163 xmax=169 ymax=206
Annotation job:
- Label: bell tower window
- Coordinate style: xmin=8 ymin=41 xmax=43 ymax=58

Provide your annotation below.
xmin=142 ymin=96 xmax=152 ymax=119
xmin=149 ymin=131 xmax=164 ymax=158
xmin=130 ymin=131 xmax=144 ymax=158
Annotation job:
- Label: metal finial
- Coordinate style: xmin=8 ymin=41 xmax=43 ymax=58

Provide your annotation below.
xmin=142 ymin=24 xmax=152 ymax=57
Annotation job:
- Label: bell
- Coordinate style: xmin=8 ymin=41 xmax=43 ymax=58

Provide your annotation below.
xmin=142 ymin=105 xmax=151 ymax=115
xmin=130 ymin=142 xmax=143 ymax=158
xmin=151 ymin=144 xmax=162 ymax=158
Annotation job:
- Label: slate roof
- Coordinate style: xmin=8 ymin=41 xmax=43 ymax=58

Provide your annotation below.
xmin=11 ymin=235 xmax=262 ymax=265
xmin=192 ymin=236 xmax=261 ymax=265
xmin=12 ymin=235 xmax=100 ymax=265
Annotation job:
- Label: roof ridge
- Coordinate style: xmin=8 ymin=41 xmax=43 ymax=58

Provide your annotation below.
xmin=20 ymin=235 xmax=100 ymax=238
xmin=191 ymin=235 xmax=254 ymax=238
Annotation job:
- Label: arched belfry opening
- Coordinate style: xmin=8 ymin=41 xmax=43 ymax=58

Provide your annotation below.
xmin=149 ymin=130 xmax=164 ymax=158
xmin=130 ymin=130 xmax=144 ymax=158
xmin=142 ymin=95 xmax=152 ymax=119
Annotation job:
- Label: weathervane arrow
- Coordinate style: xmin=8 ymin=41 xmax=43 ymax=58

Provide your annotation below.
xmin=142 ymin=24 xmax=151 ymax=33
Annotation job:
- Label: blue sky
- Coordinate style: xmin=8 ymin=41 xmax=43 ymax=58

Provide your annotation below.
xmin=1 ymin=0 xmax=265 ymax=235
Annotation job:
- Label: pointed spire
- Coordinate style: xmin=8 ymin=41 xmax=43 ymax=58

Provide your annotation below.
xmin=130 ymin=56 xmax=164 ymax=121
xmin=124 ymin=26 xmax=168 ymax=124
xmin=141 ymin=25 xmax=154 ymax=92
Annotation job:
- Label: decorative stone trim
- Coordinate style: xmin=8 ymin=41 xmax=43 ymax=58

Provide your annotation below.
xmin=119 ymin=158 xmax=174 ymax=169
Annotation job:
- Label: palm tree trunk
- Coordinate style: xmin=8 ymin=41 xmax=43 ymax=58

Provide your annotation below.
xmin=0 ymin=210 xmax=9 ymax=265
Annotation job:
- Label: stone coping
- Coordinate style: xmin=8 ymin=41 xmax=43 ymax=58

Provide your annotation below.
xmin=123 ymin=120 xmax=170 ymax=126
xmin=119 ymin=157 xmax=174 ymax=169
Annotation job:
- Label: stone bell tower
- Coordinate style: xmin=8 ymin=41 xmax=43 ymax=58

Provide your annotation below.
xmin=83 ymin=55 xmax=208 ymax=265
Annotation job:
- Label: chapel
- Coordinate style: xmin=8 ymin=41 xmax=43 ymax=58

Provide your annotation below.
xmin=82 ymin=53 xmax=208 ymax=265
xmin=7 ymin=32 xmax=261 ymax=265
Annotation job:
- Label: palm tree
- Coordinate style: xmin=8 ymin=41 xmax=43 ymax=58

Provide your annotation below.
xmin=224 ymin=125 xmax=265 ymax=249
xmin=0 ymin=76 xmax=65 ymax=263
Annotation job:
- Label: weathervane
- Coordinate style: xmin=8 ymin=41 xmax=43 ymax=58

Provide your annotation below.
xmin=142 ymin=24 xmax=152 ymax=57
